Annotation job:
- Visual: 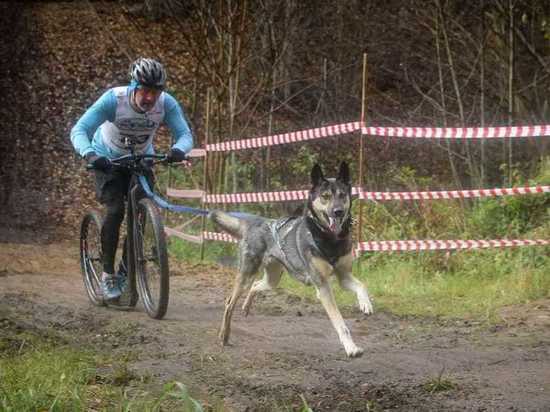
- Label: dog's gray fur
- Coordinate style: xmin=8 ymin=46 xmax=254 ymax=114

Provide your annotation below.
xmin=209 ymin=162 xmax=373 ymax=358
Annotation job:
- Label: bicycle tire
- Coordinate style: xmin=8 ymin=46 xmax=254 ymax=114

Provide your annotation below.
xmin=134 ymin=197 xmax=169 ymax=319
xmin=80 ymin=211 xmax=106 ymax=306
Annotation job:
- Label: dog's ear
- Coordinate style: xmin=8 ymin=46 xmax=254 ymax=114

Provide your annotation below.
xmin=311 ymin=164 xmax=324 ymax=186
xmin=338 ymin=161 xmax=351 ymax=185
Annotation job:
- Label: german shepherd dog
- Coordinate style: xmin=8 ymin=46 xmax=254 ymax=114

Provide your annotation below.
xmin=209 ymin=162 xmax=373 ymax=357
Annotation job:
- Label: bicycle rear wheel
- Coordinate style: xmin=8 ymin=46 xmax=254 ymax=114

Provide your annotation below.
xmin=80 ymin=211 xmax=106 ymax=306
xmin=134 ymin=198 xmax=169 ymax=319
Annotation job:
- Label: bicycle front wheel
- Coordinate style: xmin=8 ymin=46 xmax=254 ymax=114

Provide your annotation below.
xmin=80 ymin=211 xmax=106 ymax=306
xmin=134 ymin=198 xmax=169 ymax=319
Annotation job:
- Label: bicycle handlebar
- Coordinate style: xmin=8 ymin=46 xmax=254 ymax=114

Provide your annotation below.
xmin=86 ymin=153 xmax=169 ymax=171
xmin=112 ymin=153 xmax=168 ymax=164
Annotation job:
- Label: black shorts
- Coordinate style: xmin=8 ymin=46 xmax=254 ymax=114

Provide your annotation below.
xmin=94 ymin=168 xmax=155 ymax=205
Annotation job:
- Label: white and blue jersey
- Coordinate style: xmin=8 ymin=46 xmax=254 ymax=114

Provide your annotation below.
xmin=70 ymin=86 xmax=193 ymax=158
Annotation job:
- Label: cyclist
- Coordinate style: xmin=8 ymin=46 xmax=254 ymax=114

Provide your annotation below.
xmin=70 ymin=57 xmax=193 ymax=300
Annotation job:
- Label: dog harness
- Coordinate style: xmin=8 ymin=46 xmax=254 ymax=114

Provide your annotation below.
xmin=270 ymin=215 xmax=351 ymax=284
xmin=270 ymin=216 xmax=312 ymax=284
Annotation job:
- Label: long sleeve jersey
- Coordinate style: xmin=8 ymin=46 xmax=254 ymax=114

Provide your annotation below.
xmin=70 ymin=86 xmax=193 ymax=159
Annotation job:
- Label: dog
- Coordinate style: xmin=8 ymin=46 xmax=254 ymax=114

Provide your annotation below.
xmin=209 ymin=161 xmax=373 ymax=358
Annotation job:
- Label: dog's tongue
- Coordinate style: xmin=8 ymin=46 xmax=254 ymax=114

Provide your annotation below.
xmin=328 ymin=217 xmax=337 ymax=232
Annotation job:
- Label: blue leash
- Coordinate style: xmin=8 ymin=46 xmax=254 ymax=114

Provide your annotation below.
xmin=138 ymin=175 xmax=255 ymax=219
xmin=139 ymin=175 xmax=209 ymax=215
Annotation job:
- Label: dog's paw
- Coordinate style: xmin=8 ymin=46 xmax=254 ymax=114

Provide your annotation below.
xmin=346 ymin=345 xmax=364 ymax=358
xmin=359 ymin=295 xmax=374 ymax=315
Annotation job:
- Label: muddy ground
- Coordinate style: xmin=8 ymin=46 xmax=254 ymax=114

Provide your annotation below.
xmin=1 ymin=235 xmax=549 ymax=411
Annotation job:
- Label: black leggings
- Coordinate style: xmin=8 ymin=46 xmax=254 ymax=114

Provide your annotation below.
xmin=94 ymin=168 xmax=153 ymax=274
xmin=101 ymin=194 xmax=127 ymax=274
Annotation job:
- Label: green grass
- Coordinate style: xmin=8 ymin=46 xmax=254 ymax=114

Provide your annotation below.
xmin=168 ymin=236 xmax=237 ymax=265
xmin=0 ymin=337 xmax=94 ymax=411
xmin=422 ymin=370 xmax=456 ymax=394
xmin=0 ymin=330 xmax=208 ymax=411
xmin=361 ymin=253 xmax=549 ymax=320
xmin=277 ymin=246 xmax=550 ymax=321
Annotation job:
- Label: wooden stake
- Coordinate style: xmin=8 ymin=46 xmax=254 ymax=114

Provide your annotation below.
xmin=357 ymin=53 xmax=368 ymax=274
xmin=164 ymin=137 xmax=174 ymax=223
xmin=200 ymin=88 xmax=211 ymax=261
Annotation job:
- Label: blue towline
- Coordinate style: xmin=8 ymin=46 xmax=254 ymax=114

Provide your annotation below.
xmin=138 ymin=175 xmax=254 ymax=219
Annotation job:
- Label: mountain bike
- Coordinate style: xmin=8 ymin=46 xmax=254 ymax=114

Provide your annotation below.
xmin=80 ymin=151 xmax=170 ymax=319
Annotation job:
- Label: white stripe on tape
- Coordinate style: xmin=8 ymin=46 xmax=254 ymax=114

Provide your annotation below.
xmin=200 ymin=233 xmax=549 ymax=252
xmin=359 ymin=186 xmax=549 ymax=201
xmin=355 ymin=239 xmax=549 ymax=252
xmin=201 ymin=185 xmax=548 ymax=204
xmin=206 ymin=122 xmax=361 ymax=152
xmin=362 ymin=125 xmax=550 ymax=139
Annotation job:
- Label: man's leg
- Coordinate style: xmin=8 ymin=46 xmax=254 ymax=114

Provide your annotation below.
xmin=115 ymin=237 xmax=128 ymax=292
xmin=95 ymin=169 xmax=129 ymax=299
xmin=115 ymin=168 xmax=154 ymax=290
xmin=101 ymin=191 xmax=126 ymax=274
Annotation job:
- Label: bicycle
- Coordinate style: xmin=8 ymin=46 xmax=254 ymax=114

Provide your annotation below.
xmin=79 ymin=150 xmax=171 ymax=319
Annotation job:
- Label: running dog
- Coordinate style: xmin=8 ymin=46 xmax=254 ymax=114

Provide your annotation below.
xmin=209 ymin=162 xmax=373 ymax=358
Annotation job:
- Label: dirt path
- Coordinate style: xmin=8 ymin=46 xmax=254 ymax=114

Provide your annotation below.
xmin=1 ymin=240 xmax=549 ymax=411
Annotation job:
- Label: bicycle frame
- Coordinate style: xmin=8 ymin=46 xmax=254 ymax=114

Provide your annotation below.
xmin=104 ymin=151 xmax=167 ymax=307
xmin=82 ymin=141 xmax=193 ymax=318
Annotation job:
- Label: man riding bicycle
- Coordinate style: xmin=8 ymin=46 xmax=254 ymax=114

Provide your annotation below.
xmin=70 ymin=57 xmax=193 ymax=300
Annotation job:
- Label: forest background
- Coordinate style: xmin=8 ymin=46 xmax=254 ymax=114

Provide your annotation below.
xmin=1 ymin=3 xmax=549 ymax=409
xmin=1 ymin=0 xmax=549 ymax=239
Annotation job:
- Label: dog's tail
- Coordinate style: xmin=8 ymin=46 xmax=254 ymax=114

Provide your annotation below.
xmin=209 ymin=210 xmax=246 ymax=238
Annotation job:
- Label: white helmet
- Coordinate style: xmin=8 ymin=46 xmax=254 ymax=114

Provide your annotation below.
xmin=129 ymin=57 xmax=166 ymax=89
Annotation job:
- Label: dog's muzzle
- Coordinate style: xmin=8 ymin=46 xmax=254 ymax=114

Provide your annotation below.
xmin=326 ymin=209 xmax=347 ymax=235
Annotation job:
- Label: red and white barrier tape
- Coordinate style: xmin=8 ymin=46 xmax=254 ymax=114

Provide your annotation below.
xmin=359 ymin=185 xmax=550 ymax=201
xmin=204 ymin=188 xmax=362 ymax=204
xmin=167 ymin=188 xmax=205 ymax=199
xmin=362 ymin=125 xmax=550 ymax=139
xmin=180 ymin=185 xmax=548 ymax=204
xmin=206 ymin=122 xmax=361 ymax=152
xmin=203 ymin=123 xmax=550 ymax=154
xmin=203 ymin=231 xmax=239 ymax=243
xmin=355 ymin=239 xmax=549 ymax=252
xmin=199 ymin=232 xmax=549 ymax=252
xmin=187 ymin=148 xmax=207 ymax=158
xmin=204 ymin=123 xmax=550 ymax=154
xmin=205 ymin=190 xmax=309 ymax=204
xmin=164 ymin=227 xmax=202 ymax=244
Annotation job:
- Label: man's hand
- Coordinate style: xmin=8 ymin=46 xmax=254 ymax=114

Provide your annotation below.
xmin=85 ymin=152 xmax=111 ymax=171
xmin=166 ymin=148 xmax=188 ymax=163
